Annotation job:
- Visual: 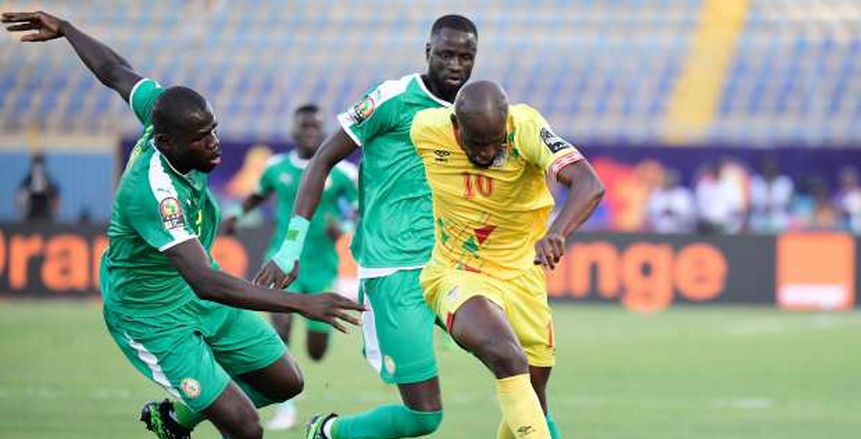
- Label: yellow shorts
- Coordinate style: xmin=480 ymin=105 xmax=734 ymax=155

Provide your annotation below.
xmin=420 ymin=264 xmax=556 ymax=367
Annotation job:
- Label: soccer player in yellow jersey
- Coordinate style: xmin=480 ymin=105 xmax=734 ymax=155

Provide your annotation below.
xmin=411 ymin=81 xmax=605 ymax=438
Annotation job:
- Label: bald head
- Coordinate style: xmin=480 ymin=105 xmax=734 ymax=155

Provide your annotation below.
xmin=452 ymin=81 xmax=509 ymax=168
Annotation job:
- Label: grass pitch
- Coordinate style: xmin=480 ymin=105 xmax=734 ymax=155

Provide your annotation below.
xmin=0 ymin=301 xmax=859 ymax=438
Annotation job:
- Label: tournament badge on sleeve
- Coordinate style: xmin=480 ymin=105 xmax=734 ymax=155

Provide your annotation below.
xmin=159 ymin=197 xmax=186 ymax=230
xmin=349 ymin=94 xmax=376 ymax=125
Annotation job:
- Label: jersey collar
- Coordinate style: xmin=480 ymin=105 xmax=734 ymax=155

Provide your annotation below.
xmin=414 ymin=73 xmax=453 ymax=107
xmin=151 ymin=139 xmax=194 ymax=183
xmin=289 ymin=150 xmax=310 ymax=169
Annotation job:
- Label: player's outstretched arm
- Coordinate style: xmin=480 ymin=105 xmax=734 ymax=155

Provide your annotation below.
xmin=253 ymin=128 xmax=358 ymax=287
xmin=534 ymin=160 xmax=605 ymax=270
xmin=165 ymin=239 xmax=364 ymax=332
xmin=2 ymin=11 xmax=142 ymax=101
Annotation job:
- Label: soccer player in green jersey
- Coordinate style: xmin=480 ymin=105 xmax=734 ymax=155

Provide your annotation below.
xmin=253 ymin=15 xmax=478 ymax=439
xmin=223 ymin=104 xmax=358 ymax=430
xmin=3 ymin=11 xmax=362 ymax=439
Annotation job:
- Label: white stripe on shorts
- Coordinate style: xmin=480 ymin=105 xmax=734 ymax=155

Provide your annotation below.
xmin=360 ymin=294 xmax=383 ymax=374
xmin=124 ymin=333 xmax=182 ymax=400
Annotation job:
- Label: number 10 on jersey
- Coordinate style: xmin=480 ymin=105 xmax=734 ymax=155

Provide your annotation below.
xmin=463 ymin=173 xmax=494 ymax=198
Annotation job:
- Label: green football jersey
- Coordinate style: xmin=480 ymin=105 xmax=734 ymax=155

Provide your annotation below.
xmin=337 ymin=73 xmax=451 ymax=272
xmin=257 ymin=151 xmax=357 ymax=276
xmin=101 ymin=78 xmax=220 ymax=314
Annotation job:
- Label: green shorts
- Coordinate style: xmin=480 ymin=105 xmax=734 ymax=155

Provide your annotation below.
xmin=359 ymin=269 xmax=438 ymax=384
xmin=103 ymin=299 xmax=286 ymax=412
xmin=285 ymin=267 xmax=337 ymax=333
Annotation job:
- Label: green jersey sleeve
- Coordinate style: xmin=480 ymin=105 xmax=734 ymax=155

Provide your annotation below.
xmin=334 ymin=161 xmax=359 ymax=205
xmin=336 ymin=78 xmax=410 ymax=147
xmin=129 ymin=78 xmax=165 ymax=126
xmin=254 ymin=155 xmax=282 ymax=196
xmin=124 ymin=159 xmax=197 ymax=251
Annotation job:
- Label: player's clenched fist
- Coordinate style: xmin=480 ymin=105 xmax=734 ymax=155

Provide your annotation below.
xmin=2 ymin=11 xmax=65 ymax=42
xmin=295 ymin=293 xmax=365 ymax=333
xmin=533 ymin=232 xmax=566 ymax=270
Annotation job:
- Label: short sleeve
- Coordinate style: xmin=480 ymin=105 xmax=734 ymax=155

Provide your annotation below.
xmin=255 ymin=165 xmax=275 ymax=197
xmin=336 ymin=79 xmax=406 ymax=147
xmin=334 ymin=161 xmax=359 ymax=204
xmin=126 ymin=192 xmax=196 ymax=251
xmin=516 ymin=106 xmax=584 ymax=181
xmin=129 ymin=78 xmax=165 ymax=125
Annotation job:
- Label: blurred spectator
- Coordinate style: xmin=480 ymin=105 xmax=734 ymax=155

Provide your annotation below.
xmin=749 ymin=157 xmax=793 ymax=233
xmin=646 ymin=168 xmax=696 ymax=233
xmin=791 ymin=177 xmax=839 ymax=230
xmin=834 ymin=167 xmax=861 ymax=234
xmin=695 ymin=161 xmax=746 ymax=234
xmin=16 ymin=153 xmax=60 ymax=222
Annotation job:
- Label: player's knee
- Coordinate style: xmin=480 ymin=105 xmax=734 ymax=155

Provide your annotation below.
xmin=279 ymin=372 xmax=305 ymax=401
xmin=271 ymin=363 xmax=305 ymax=402
xmin=307 ymin=341 xmax=328 ymax=362
xmin=478 ymin=341 xmax=529 ymax=378
xmin=402 ymin=409 xmax=443 ymax=437
xmin=308 ymin=348 xmax=326 ymax=362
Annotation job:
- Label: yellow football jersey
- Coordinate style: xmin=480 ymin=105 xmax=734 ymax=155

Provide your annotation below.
xmin=411 ymin=104 xmax=584 ymax=280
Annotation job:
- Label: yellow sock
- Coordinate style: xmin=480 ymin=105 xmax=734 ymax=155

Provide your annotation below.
xmin=497 ymin=419 xmax=516 ymax=439
xmin=495 ymin=374 xmax=551 ymax=439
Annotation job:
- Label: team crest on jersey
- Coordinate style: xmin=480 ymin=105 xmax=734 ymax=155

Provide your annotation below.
xmin=539 ymin=127 xmax=572 ymax=153
xmin=349 ymin=95 xmax=376 ymax=124
xmin=159 ymin=197 xmax=185 ymax=230
xmin=384 ymin=355 xmax=396 ymax=375
xmin=278 ymin=172 xmax=293 ymax=185
xmin=180 ymin=378 xmax=201 ymax=399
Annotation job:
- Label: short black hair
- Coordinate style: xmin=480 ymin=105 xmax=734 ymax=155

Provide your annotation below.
xmin=431 ymin=14 xmax=477 ymax=39
xmin=294 ymin=103 xmax=320 ymax=116
xmin=151 ymin=86 xmax=209 ymax=137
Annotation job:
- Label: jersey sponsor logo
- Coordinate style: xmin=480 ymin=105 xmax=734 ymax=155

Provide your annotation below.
xmin=349 ymin=95 xmax=376 ymax=124
xmin=159 ymin=197 xmax=186 ymax=230
xmin=539 ymin=127 xmax=572 ymax=153
xmin=433 ymin=149 xmax=451 ymax=163
xmin=180 ymin=378 xmax=201 ymax=399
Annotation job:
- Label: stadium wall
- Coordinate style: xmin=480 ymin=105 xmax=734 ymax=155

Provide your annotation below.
xmin=0 ymin=223 xmax=855 ymax=311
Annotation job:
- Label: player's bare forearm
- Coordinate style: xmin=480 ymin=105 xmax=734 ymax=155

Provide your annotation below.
xmin=548 ymin=160 xmax=605 ymax=237
xmin=241 ymin=193 xmax=267 ymax=215
xmin=165 ymin=239 xmax=305 ymax=312
xmin=534 ymin=160 xmax=604 ymax=269
xmin=293 ymin=129 xmax=358 ymax=219
xmin=166 ymin=239 xmax=364 ymax=331
xmin=58 ymin=20 xmax=141 ymax=101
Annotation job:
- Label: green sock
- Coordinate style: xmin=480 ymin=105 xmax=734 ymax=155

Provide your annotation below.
xmin=546 ymin=411 xmax=561 ymax=439
xmin=332 ymin=405 xmax=442 ymax=439
xmin=171 ymin=401 xmax=205 ymax=430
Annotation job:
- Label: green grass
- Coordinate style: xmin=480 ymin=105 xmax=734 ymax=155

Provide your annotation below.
xmin=0 ymin=301 xmax=859 ymax=438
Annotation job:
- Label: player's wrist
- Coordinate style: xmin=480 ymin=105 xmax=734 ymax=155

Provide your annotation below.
xmin=272 ymin=216 xmax=310 ymax=272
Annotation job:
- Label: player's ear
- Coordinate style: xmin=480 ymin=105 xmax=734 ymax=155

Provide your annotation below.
xmin=450 ymin=114 xmax=461 ymax=143
xmin=425 ymin=42 xmax=431 ymax=61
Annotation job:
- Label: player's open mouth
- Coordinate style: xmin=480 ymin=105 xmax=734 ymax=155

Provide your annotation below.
xmin=210 ymin=154 xmax=222 ymax=165
xmin=444 ymin=76 xmax=463 ymax=86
